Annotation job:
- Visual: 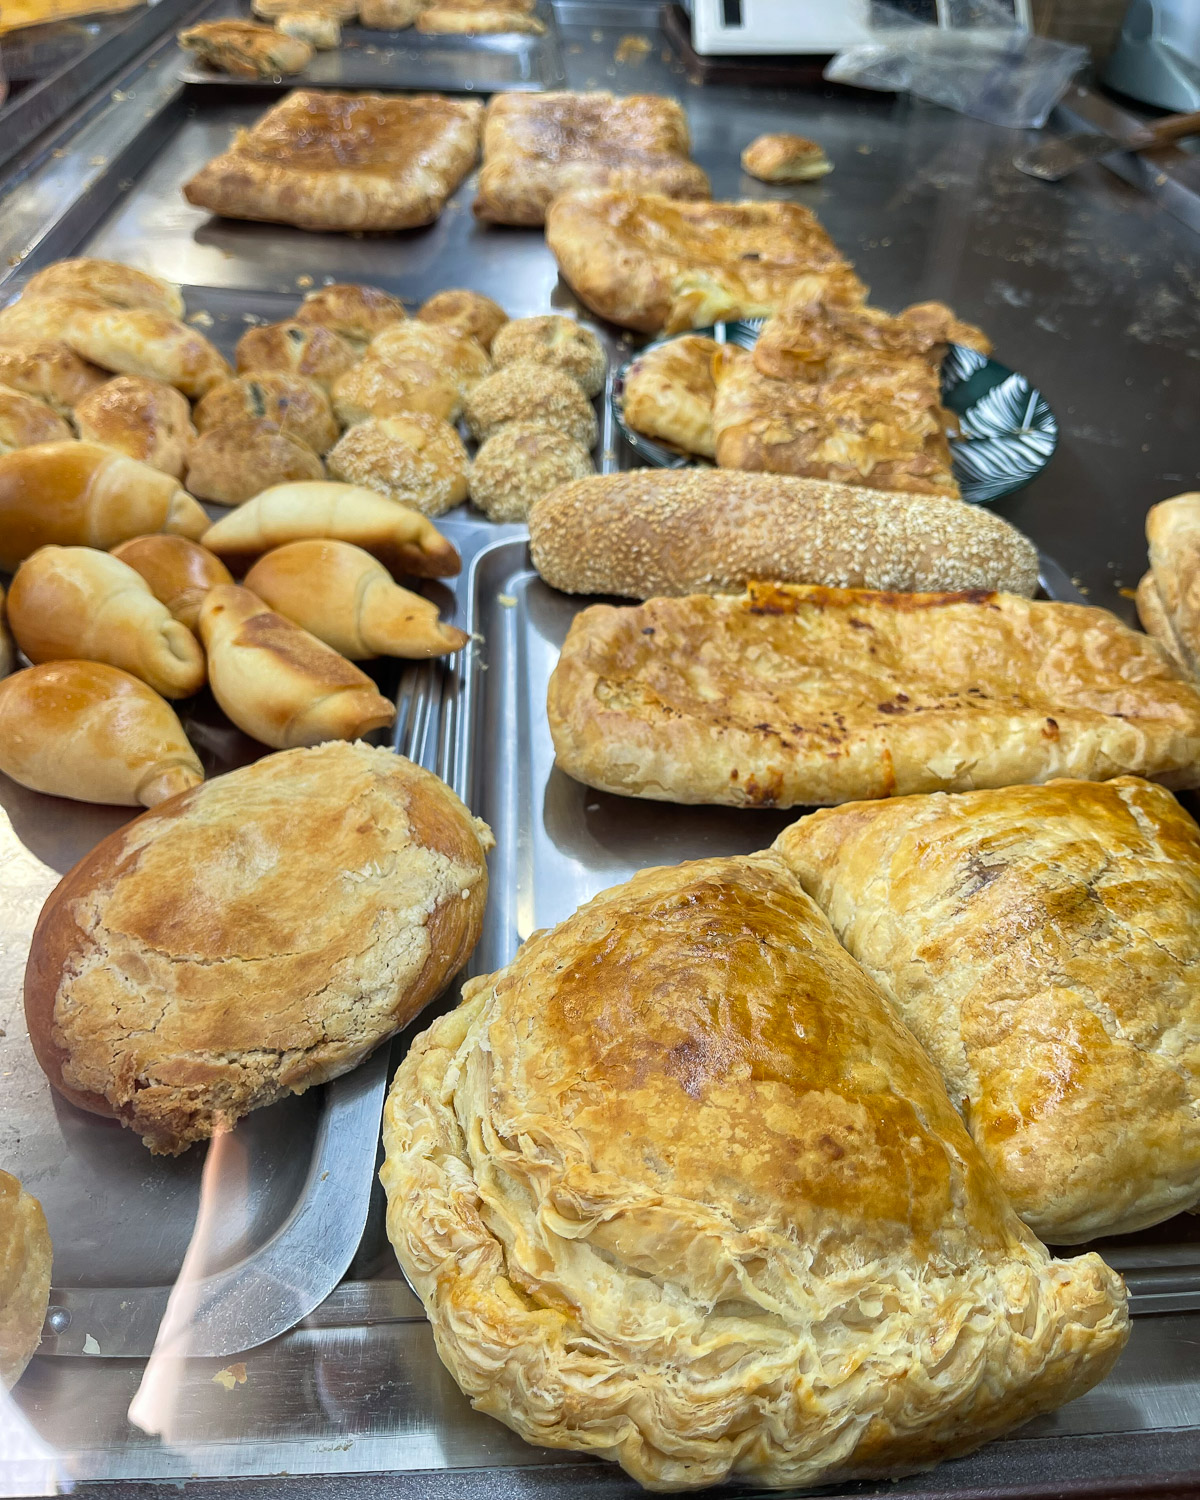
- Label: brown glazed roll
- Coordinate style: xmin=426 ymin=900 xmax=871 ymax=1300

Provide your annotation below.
xmin=0 ymin=383 xmax=73 ymax=454
xmin=110 ymin=535 xmax=234 ymax=631
xmin=185 ymin=418 xmax=325 ymax=505
xmin=193 ymin=373 xmax=338 ymax=456
xmin=293 ymin=283 xmax=408 ymax=350
xmin=73 ymin=375 xmax=197 ymax=479
xmin=64 ymin=308 xmax=231 ymax=398
xmin=416 ymin=289 xmax=507 ymax=351
xmin=235 ymin=320 xmax=357 ymax=392
xmin=0 ymin=340 xmax=108 ymax=415
xmin=0 ymin=1170 xmax=52 ymax=1390
xmin=22 ymin=258 xmax=184 ymax=317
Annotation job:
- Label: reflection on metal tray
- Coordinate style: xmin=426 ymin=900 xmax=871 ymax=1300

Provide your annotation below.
xmin=179 ymin=0 xmax=564 ymax=92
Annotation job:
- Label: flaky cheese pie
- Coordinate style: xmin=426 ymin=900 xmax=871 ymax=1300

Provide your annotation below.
xmin=183 ymin=90 xmax=483 ymax=233
xmin=547 ymin=583 xmax=1200 ymax=808
xmin=621 ymin=333 xmax=720 ymax=457
xmin=776 ymin=778 xmax=1200 ymax=1244
xmin=381 ymin=851 xmax=1128 ymax=1491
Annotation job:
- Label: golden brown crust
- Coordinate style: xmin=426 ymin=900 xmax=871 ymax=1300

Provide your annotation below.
xmin=64 ymin=309 xmax=231 ymax=399
xmin=381 ymin=850 xmax=1128 ymax=1491
xmin=0 ymin=1170 xmax=52 ymax=1390
xmin=416 ymin=6 xmax=544 ymax=33
xmin=0 ymin=293 xmax=111 ymax=343
xmin=327 ymin=414 xmax=468 ymax=516
xmin=546 ymin=190 xmax=860 ymax=334
xmin=73 ymin=375 xmax=197 ymax=479
xmin=178 ymin=19 xmax=313 ymax=76
xmin=622 ymin=333 xmax=719 ymax=458
xmin=367 ymin=321 xmax=491 ymax=399
xmin=416 ymin=289 xmax=507 ymax=351
xmin=186 ymin=418 xmax=325 ymax=505
xmin=22 ymin=259 xmax=183 ymax=317
xmin=1137 ymin=569 xmax=1190 ymax=674
xmin=547 ymin=583 xmax=1200 ymax=808
xmin=776 ymin=777 xmax=1200 ymax=1242
xmin=183 ymin=90 xmax=483 ymax=233
xmin=0 ymin=382 xmax=73 ymax=453
xmin=468 ymin=423 xmax=593 ymax=522
xmin=464 ymin=360 xmax=597 ymax=446
xmin=490 ymin=315 xmax=605 ymax=398
xmin=332 ymin=357 xmax=460 ymax=426
xmin=194 ymin=372 xmax=338 ymax=455
xmin=741 ymin=133 xmax=831 ymax=182
xmin=235 ymin=320 xmax=357 ymax=393
xmin=25 ymin=741 xmax=491 ymax=1154
xmin=475 ymin=93 xmax=708 ymax=227
xmin=110 ymin=535 xmax=233 ymax=630
xmin=1146 ymin=492 xmax=1200 ymax=676
xmin=293 ymin=283 xmax=407 ymax=349
xmin=0 ymin=339 xmax=108 ymax=415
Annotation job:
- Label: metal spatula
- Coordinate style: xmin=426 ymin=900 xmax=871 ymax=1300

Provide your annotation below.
xmin=1014 ymin=107 xmax=1200 ymax=181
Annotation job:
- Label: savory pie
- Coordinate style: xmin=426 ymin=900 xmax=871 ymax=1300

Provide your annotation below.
xmin=621 ymin=333 xmax=720 ymax=458
xmin=178 ymin=20 xmax=313 ymax=77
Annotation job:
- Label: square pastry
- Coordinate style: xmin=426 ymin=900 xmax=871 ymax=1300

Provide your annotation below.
xmin=183 ymin=90 xmax=483 ymax=233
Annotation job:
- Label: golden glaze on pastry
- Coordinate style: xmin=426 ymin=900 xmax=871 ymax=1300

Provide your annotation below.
xmin=475 ymin=93 xmax=708 ymax=227
xmin=22 ymin=259 xmax=183 ymax=317
xmin=546 ymin=190 xmax=860 ymax=334
xmin=0 ymin=1170 xmax=52 ymax=1390
xmin=178 ymin=19 xmax=313 ymax=76
xmin=547 ymin=583 xmax=1200 ymax=808
xmin=417 ymin=289 xmax=507 ymax=350
xmin=381 ymin=851 xmax=1128 ymax=1491
xmin=741 ymin=132 xmax=832 ymax=182
xmin=73 ymin=376 xmax=197 ymax=479
xmin=367 ymin=320 xmax=491 ymax=399
xmin=183 ymin=90 xmax=483 ymax=233
xmin=1146 ymin=493 xmax=1200 ymax=677
xmin=0 ymin=340 xmax=107 ymax=415
xmin=622 ymin=333 xmax=719 ymax=458
xmin=235 ymin=320 xmax=357 ymax=393
xmin=65 ymin=308 xmax=231 ymax=398
xmin=194 ymin=372 xmax=338 ymax=455
xmin=333 ymin=356 xmax=461 ymax=426
xmin=0 ymin=383 xmax=73 ymax=453
xmin=776 ymin=777 xmax=1200 ymax=1243
xmin=0 ymin=293 xmax=110 ymax=343
xmin=294 ymin=283 xmax=407 ymax=350
xmin=417 ymin=6 xmax=545 ymax=33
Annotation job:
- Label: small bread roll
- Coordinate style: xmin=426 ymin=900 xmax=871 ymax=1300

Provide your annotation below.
xmin=0 ymin=660 xmax=203 ymax=806
xmin=0 ymin=442 xmax=208 ymax=571
xmin=741 ymin=133 xmax=832 ymax=182
xmin=65 ymin=309 xmax=231 ymax=398
xmin=194 ymin=372 xmax=338 ymax=456
xmin=73 ymin=375 xmax=197 ymax=479
xmin=417 ymin=289 xmax=507 ymax=351
xmin=465 ymin=360 xmax=598 ymax=447
xmin=0 ymin=1170 xmax=52 ymax=1390
xmin=275 ymin=10 xmax=342 ymax=46
xmin=357 ymin=0 xmax=422 ymax=25
xmin=368 ymin=321 xmax=491 ymax=400
xmin=23 ymin=259 xmax=184 ymax=317
xmin=186 ymin=418 xmax=325 ymax=505
xmin=0 ymin=339 xmax=107 ymax=415
xmin=245 ymin=539 xmax=469 ymax=658
xmin=294 ymin=284 xmax=407 ymax=350
xmin=236 ymin=321 xmax=357 ymax=393
xmin=491 ymin=315 xmax=606 ymax=398
xmin=198 ymin=584 xmax=396 ymax=748
xmin=0 ymin=383 xmax=73 ymax=453
xmin=0 ymin=584 xmax=13 ymax=679
xmin=8 ymin=546 xmax=207 ymax=698
xmin=332 ymin=356 xmax=461 ymax=426
xmin=0 ymin=293 xmax=110 ymax=343
xmin=110 ymin=535 xmax=233 ymax=630
xmin=469 ymin=422 xmax=594 ymax=523
xmin=327 ymin=414 xmax=468 ymax=515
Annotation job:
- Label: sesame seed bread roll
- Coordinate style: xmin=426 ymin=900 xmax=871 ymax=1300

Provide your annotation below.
xmin=528 ymin=470 xmax=1040 ymax=600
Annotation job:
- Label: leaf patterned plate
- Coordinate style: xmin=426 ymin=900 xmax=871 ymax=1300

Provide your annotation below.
xmin=610 ymin=322 xmax=1057 ymax=505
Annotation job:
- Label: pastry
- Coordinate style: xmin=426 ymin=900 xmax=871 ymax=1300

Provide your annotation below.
xmin=183 ymin=90 xmax=483 ymax=234
xmin=367 ymin=321 xmax=491 ymax=400
xmin=332 ymin=356 xmax=461 ymax=426
xmin=274 ymin=10 xmax=342 ymax=46
xmin=0 ymin=383 xmax=73 ymax=453
xmin=776 ymin=777 xmax=1200 ymax=1243
xmin=741 ymin=133 xmax=832 ymax=181
xmin=0 ymin=585 xmax=13 ymax=679
xmin=464 ymin=361 xmax=597 ymax=447
xmin=178 ymin=19 xmax=314 ymax=76
xmin=490 ymin=315 xmax=605 ymax=398
xmin=381 ymin=851 xmax=1128 ymax=1491
xmin=194 ymin=373 xmax=338 ymax=456
xmin=416 ymin=6 xmax=544 ymax=33
xmin=244 ymin=539 xmax=469 ymax=658
xmin=294 ymin=283 xmax=407 ymax=351
xmin=0 ymin=1171 xmax=52 ymax=1391
xmin=1145 ymin=492 xmax=1200 ymax=676
xmin=235 ymin=321 xmax=357 ymax=394
xmin=8 ymin=545 xmax=207 ymax=699
xmin=64 ymin=308 xmax=231 ymax=399
xmin=417 ymin=289 xmax=507 ymax=351
xmin=327 ymin=414 xmax=468 ymax=516
xmin=356 ymin=0 xmax=423 ymax=26
xmin=0 ymin=442 xmax=208 ymax=571
xmin=251 ymin=0 xmax=357 ymax=19
xmin=621 ymin=333 xmax=719 ymax=458
xmin=0 ymin=293 xmax=110 ymax=343
xmin=547 ymin=583 xmax=1200 ymax=808
xmin=110 ymin=535 xmax=233 ymax=630
xmin=545 ymin=190 xmax=859 ymax=333
xmin=25 ymin=740 xmax=492 ymax=1153
xmin=20 ymin=259 xmax=183 ymax=317
xmin=73 ymin=375 xmax=197 ymax=479
xmin=468 ymin=423 xmax=593 ymax=523
xmin=527 ymin=471 xmax=1041 ymax=600
xmin=0 ymin=340 xmax=107 ymax=415
xmin=1137 ymin=569 xmax=1189 ymax=673
xmin=201 ymin=480 xmax=460 ymax=577
xmin=198 ymin=584 xmax=395 ymax=746
xmin=712 ymin=343 xmax=960 ymax=498
xmin=0 ymin=660 xmax=203 ymax=807
xmin=186 ymin=418 xmax=325 ymax=505
xmin=474 ymin=93 xmax=709 ymax=228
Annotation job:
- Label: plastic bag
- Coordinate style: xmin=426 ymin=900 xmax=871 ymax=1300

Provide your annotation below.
xmin=825 ymin=0 xmax=1088 ymax=130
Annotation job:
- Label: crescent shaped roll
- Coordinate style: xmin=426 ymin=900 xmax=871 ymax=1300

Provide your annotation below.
xmin=22 ymin=258 xmax=184 ymax=317
xmin=0 ymin=1170 xmax=52 ymax=1391
xmin=198 ymin=584 xmax=396 ymax=748
xmin=110 ymin=535 xmax=234 ymax=631
xmin=244 ymin=540 xmax=469 ymax=659
xmin=64 ymin=308 xmax=231 ymax=398
xmin=200 ymin=481 xmax=461 ymax=579
xmin=8 ymin=547 xmax=207 ymax=699
xmin=0 ymin=661 xmax=203 ymax=807
xmin=0 ymin=442 xmax=209 ymax=571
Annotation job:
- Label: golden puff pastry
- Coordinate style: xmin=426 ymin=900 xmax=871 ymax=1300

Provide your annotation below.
xmin=776 ymin=777 xmax=1200 ymax=1243
xmin=417 ymin=289 xmax=507 ymax=351
xmin=468 ymin=422 xmax=593 ymax=523
xmin=110 ymin=535 xmax=233 ymax=631
xmin=183 ymin=90 xmax=483 ymax=234
xmin=0 ymin=292 xmax=110 ymax=343
xmin=490 ymin=315 xmax=605 ymax=398
xmin=0 ymin=383 xmax=73 ymax=453
xmin=293 ymin=283 xmax=407 ymax=352
xmin=22 ymin=259 xmax=183 ymax=317
xmin=0 ymin=1170 xmax=52 ymax=1390
xmin=546 ymin=189 xmax=860 ymax=334
xmin=235 ymin=320 xmax=357 ymax=394
xmin=367 ymin=320 xmax=491 ymax=400
xmin=621 ymin=333 xmax=720 ymax=458
xmin=416 ymin=7 xmax=545 ymax=34
xmin=73 ymin=375 xmax=197 ymax=479
xmin=64 ymin=308 xmax=232 ymax=399
xmin=741 ymin=132 xmax=832 ymax=181
xmin=0 ymin=339 xmax=107 ymax=415
xmin=1145 ymin=492 xmax=1200 ymax=678
xmin=464 ymin=360 xmax=597 ymax=446
xmin=194 ymin=372 xmax=338 ymax=456
xmin=178 ymin=19 xmax=313 ymax=76
xmin=327 ymin=414 xmax=468 ymax=516
xmin=474 ymin=92 xmax=709 ymax=227
xmin=332 ymin=356 xmax=461 ymax=426
xmin=185 ymin=418 xmax=325 ymax=505
xmin=547 ymin=583 xmax=1200 ymax=809
xmin=381 ymin=851 xmax=1128 ymax=1492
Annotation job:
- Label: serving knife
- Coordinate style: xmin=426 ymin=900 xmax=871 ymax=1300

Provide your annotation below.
xmin=1014 ymin=107 xmax=1200 ymax=182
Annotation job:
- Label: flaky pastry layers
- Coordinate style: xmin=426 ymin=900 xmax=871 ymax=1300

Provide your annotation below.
xmin=545 ymin=190 xmax=859 ymax=334
xmin=547 ymin=584 xmax=1200 ymax=808
xmin=775 ymin=778 xmax=1200 ymax=1244
xmin=381 ymin=852 xmax=1128 ymax=1492
xmin=183 ymin=90 xmax=483 ymax=232
xmin=25 ymin=742 xmax=492 ymax=1153
xmin=0 ymin=1170 xmax=52 ymax=1390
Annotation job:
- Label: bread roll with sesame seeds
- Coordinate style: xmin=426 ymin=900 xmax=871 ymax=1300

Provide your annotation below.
xmin=528 ymin=470 xmax=1040 ymax=600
